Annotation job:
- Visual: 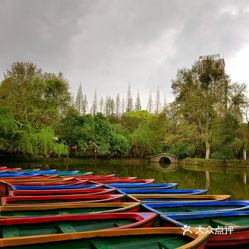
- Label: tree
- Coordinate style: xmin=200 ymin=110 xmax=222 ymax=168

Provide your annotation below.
xmin=82 ymin=94 xmax=88 ymax=115
xmin=126 ymin=84 xmax=133 ymax=112
xmin=115 ymin=93 xmax=121 ymax=117
xmin=121 ymin=110 xmax=152 ymax=132
xmin=104 ymin=97 xmax=115 ymax=117
xmin=75 ymin=84 xmax=84 ymax=114
xmin=147 ymin=91 xmax=153 ymax=113
xmin=0 ymin=107 xmax=18 ymax=152
xmin=162 ymin=96 xmax=167 ymax=111
xmin=237 ymin=123 xmax=249 ymax=160
xmin=155 ymin=87 xmax=161 ymax=115
xmin=121 ymin=97 xmax=125 ymax=114
xmin=91 ymin=89 xmax=98 ymax=115
xmin=171 ymin=57 xmax=240 ymax=159
xmin=99 ymin=97 xmax=104 ymax=114
xmin=0 ymin=62 xmax=71 ymax=129
xmin=135 ymin=91 xmax=142 ymax=111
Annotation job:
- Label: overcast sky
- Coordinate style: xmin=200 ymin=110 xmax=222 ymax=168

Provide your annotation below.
xmin=1 ymin=0 xmax=249 ymax=107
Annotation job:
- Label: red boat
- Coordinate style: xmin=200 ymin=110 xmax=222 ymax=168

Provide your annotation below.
xmin=10 ymin=187 xmax=116 ymax=196
xmin=1 ymin=194 xmax=125 ymax=206
xmin=97 ymin=178 xmax=155 ymax=184
xmin=0 ymin=175 xmax=59 ymax=181
xmin=75 ymin=174 xmax=116 ymax=179
xmin=6 ymin=178 xmax=86 ymax=186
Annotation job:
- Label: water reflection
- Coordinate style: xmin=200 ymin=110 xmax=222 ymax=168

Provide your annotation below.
xmin=148 ymin=163 xmax=179 ymax=173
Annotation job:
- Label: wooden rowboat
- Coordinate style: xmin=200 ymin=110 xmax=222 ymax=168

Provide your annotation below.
xmin=142 ymin=201 xmax=249 ymax=215
xmin=107 ymin=182 xmax=178 ymax=189
xmin=0 ymin=227 xmax=209 ymax=249
xmin=119 ymin=189 xmax=208 ymax=195
xmin=0 ymin=202 xmax=141 ymax=217
xmin=0 ymin=181 xmax=104 ymax=197
xmin=74 ymin=174 xmax=116 ymax=179
xmin=10 ymin=183 xmax=103 ymax=190
xmin=1 ymin=194 xmax=125 ymax=206
xmin=0 ymin=167 xmax=22 ymax=171
xmin=161 ymin=211 xmax=249 ymax=246
xmin=97 ymin=178 xmax=155 ymax=184
xmin=0 ymin=212 xmax=157 ymax=247
xmin=0 ymin=171 xmax=92 ymax=178
xmin=7 ymin=179 xmax=85 ymax=186
xmin=9 ymin=187 xmax=116 ymax=196
xmin=128 ymin=194 xmax=231 ymax=203
xmin=0 ymin=176 xmax=72 ymax=183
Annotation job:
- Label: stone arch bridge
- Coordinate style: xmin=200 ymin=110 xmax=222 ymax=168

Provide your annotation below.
xmin=148 ymin=153 xmax=179 ymax=164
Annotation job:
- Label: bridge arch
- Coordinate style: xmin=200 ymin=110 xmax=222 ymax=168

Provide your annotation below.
xmin=149 ymin=153 xmax=179 ymax=164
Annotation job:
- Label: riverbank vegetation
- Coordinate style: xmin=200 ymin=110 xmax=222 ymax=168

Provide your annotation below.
xmin=0 ymin=58 xmax=249 ymax=160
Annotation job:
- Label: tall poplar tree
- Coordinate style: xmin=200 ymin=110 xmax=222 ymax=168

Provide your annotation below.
xmin=135 ymin=91 xmax=142 ymax=111
xmin=115 ymin=93 xmax=121 ymax=117
xmin=82 ymin=94 xmax=88 ymax=115
xmin=75 ymin=84 xmax=84 ymax=114
xmin=99 ymin=97 xmax=104 ymax=114
xmin=147 ymin=91 xmax=153 ymax=113
xmin=155 ymin=87 xmax=161 ymax=115
xmin=126 ymin=84 xmax=133 ymax=112
xmin=91 ymin=89 xmax=98 ymax=115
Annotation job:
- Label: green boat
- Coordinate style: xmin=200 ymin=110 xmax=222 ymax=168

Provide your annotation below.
xmin=0 ymin=203 xmax=140 ymax=217
xmin=0 ymin=227 xmax=209 ymax=249
xmin=0 ymin=213 xmax=157 ymax=247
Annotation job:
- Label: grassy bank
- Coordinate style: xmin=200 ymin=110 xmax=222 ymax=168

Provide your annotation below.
xmin=181 ymin=158 xmax=249 ymax=167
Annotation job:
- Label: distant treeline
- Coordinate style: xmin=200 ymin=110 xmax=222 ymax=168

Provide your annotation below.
xmin=0 ymin=59 xmax=248 ymax=160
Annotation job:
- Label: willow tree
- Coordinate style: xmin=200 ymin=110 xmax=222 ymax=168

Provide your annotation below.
xmin=172 ymin=57 xmax=232 ymax=159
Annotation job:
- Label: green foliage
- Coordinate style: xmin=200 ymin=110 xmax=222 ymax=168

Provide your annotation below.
xmin=0 ymin=62 xmax=71 ymax=129
xmin=0 ymin=60 xmax=248 ymax=161
xmin=121 ymin=110 xmax=152 ymax=132
xmin=168 ymin=144 xmax=194 ymax=159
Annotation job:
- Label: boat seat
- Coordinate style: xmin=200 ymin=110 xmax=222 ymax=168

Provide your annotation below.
xmin=2 ymin=226 xmax=19 ymax=238
xmin=91 ymin=240 xmax=113 ymax=249
xmin=58 ymin=223 xmax=77 ymax=233
xmin=210 ymin=219 xmax=237 ymax=228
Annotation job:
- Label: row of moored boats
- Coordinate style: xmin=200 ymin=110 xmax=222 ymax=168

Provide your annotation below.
xmin=0 ymin=166 xmax=248 ymax=248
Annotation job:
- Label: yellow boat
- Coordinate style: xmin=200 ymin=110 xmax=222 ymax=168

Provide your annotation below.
xmin=128 ymin=194 xmax=231 ymax=202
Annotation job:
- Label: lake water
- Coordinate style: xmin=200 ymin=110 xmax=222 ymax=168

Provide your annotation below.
xmin=2 ymin=159 xmax=249 ymax=200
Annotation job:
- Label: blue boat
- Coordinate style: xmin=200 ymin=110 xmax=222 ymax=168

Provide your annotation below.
xmin=0 ymin=172 xmax=41 ymax=177
xmin=107 ymin=183 xmax=178 ymax=189
xmin=43 ymin=170 xmax=80 ymax=176
xmin=142 ymin=201 xmax=249 ymax=215
xmin=12 ymin=183 xmax=103 ymax=190
xmin=118 ymin=189 xmax=208 ymax=195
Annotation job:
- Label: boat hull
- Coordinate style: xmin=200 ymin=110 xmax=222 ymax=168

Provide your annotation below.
xmin=0 ymin=202 xmax=141 ymax=217
xmin=1 ymin=194 xmax=125 ymax=206
xmin=0 ymin=227 xmax=209 ymax=248
xmin=119 ymin=189 xmax=208 ymax=195
xmin=128 ymin=194 xmax=231 ymax=203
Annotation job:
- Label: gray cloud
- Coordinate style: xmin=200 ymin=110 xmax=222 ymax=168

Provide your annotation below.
xmin=1 ymin=0 xmax=249 ymax=106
